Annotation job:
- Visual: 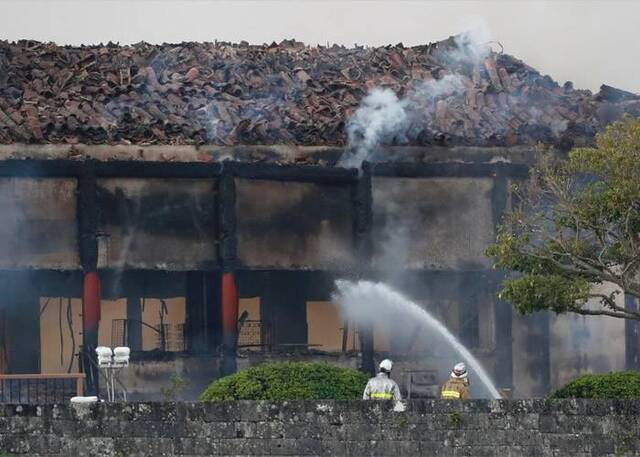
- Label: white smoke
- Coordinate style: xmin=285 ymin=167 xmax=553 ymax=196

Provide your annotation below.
xmin=340 ymin=88 xmax=408 ymax=168
xmin=413 ymin=74 xmax=466 ymax=102
xmin=340 ymin=20 xmax=488 ymax=168
xmin=448 ymin=17 xmax=492 ymax=65
xmin=340 ymin=75 xmax=466 ymax=167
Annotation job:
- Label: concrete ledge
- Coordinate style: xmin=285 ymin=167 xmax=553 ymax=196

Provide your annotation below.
xmin=0 ymin=400 xmax=638 ymax=456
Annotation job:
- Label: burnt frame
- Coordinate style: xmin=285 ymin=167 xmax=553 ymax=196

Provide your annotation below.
xmin=0 ymin=158 xmax=531 ymax=381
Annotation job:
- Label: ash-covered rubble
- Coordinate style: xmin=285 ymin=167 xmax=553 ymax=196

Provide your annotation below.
xmin=0 ymin=37 xmax=638 ymax=149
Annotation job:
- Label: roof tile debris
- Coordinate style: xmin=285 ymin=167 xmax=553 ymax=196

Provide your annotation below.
xmin=0 ymin=38 xmax=638 ymax=149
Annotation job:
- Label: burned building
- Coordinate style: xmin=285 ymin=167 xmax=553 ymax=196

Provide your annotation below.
xmin=0 ymin=38 xmax=638 ymax=400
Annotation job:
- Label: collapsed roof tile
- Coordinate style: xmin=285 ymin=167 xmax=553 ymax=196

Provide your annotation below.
xmin=0 ymin=38 xmax=638 ymax=149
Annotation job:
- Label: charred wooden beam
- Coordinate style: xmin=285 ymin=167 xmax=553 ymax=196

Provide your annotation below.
xmin=218 ymin=162 xmax=238 ymax=271
xmin=77 ymin=162 xmax=100 ymax=395
xmin=77 ymin=162 xmax=98 ymax=271
xmin=233 ymin=161 xmax=357 ymax=183
xmin=218 ymin=162 xmax=239 ymax=375
xmin=94 ymin=161 xmax=221 ymax=178
xmin=353 ymin=162 xmax=375 ymax=375
xmin=0 ymin=159 xmax=82 ymax=177
xmin=353 ymin=161 xmax=373 ymax=265
xmin=0 ymin=160 xmax=221 ymax=178
xmin=491 ymin=164 xmax=513 ymax=390
xmin=625 ymin=295 xmax=639 ymax=370
xmin=371 ymin=162 xmax=529 ymax=179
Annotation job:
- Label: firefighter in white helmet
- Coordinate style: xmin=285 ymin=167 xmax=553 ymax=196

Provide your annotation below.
xmin=362 ymin=359 xmax=402 ymax=401
xmin=440 ymin=362 xmax=470 ymax=399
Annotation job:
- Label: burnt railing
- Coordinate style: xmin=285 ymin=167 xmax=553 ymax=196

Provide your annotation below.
xmin=0 ymin=373 xmax=85 ymax=404
xmin=237 ymin=320 xmax=272 ymax=352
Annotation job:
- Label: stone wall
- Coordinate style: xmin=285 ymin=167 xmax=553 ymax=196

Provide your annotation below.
xmin=1 ymin=400 xmax=639 ymax=456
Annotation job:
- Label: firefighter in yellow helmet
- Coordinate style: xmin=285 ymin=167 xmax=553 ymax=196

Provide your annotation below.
xmin=363 ymin=359 xmax=402 ymax=401
xmin=440 ymin=362 xmax=470 ymax=400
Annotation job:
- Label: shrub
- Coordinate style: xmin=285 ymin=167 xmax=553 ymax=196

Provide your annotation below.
xmin=200 ymin=362 xmax=369 ymax=401
xmin=550 ymin=372 xmax=640 ymax=399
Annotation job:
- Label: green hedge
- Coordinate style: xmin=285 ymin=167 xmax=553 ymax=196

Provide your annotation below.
xmin=550 ymin=372 xmax=640 ymax=399
xmin=200 ymin=362 xmax=369 ymax=401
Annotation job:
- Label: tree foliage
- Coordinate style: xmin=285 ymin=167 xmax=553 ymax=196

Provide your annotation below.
xmin=487 ymin=117 xmax=640 ymax=319
xmin=200 ymin=362 xmax=369 ymax=401
xmin=551 ymin=372 xmax=640 ymax=399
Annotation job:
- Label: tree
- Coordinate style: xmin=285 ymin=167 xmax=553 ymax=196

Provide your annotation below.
xmin=487 ymin=117 xmax=640 ymax=320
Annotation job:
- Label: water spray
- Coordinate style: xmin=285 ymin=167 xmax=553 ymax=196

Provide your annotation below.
xmin=333 ymin=279 xmax=502 ymax=399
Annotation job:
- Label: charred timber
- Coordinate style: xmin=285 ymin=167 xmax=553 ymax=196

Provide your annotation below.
xmin=0 ymin=160 xmax=222 ymax=178
xmin=94 ymin=161 xmax=221 ymax=178
xmin=232 ymin=162 xmax=357 ymax=183
xmin=77 ymin=163 xmax=98 ymax=272
xmin=218 ymin=163 xmax=237 ymax=272
xmin=0 ymin=159 xmax=357 ymax=182
xmin=353 ymin=161 xmax=373 ymax=267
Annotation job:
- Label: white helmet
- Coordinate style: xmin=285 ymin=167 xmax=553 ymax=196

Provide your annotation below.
xmin=379 ymin=359 xmax=393 ymax=372
xmin=451 ymin=362 xmax=468 ymax=379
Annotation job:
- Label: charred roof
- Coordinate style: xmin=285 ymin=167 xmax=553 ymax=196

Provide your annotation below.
xmin=0 ymin=37 xmax=638 ymax=149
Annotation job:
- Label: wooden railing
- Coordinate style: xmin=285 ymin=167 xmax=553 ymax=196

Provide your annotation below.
xmin=0 ymin=373 xmax=85 ymax=403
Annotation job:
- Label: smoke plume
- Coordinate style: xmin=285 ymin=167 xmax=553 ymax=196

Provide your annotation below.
xmin=339 ymin=20 xmax=569 ymax=167
xmin=339 ymin=75 xmax=466 ymax=167
xmin=341 ymin=89 xmax=408 ymax=167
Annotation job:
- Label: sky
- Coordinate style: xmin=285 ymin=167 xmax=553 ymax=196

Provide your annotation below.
xmin=0 ymin=0 xmax=638 ymax=93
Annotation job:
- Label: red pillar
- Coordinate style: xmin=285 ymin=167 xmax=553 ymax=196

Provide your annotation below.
xmin=221 ymin=272 xmax=238 ymax=375
xmin=82 ymin=271 xmax=101 ymax=394
xmin=82 ymin=272 xmax=101 ymax=334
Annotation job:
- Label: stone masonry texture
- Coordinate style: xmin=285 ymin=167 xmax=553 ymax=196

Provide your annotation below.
xmin=0 ymin=400 xmax=639 ymax=456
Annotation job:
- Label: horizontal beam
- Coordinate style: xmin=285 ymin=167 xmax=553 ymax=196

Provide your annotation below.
xmin=95 ymin=161 xmax=222 ymax=178
xmin=0 ymin=159 xmax=530 ymax=180
xmin=371 ymin=162 xmax=529 ymax=178
xmin=0 ymin=160 xmax=358 ymax=182
xmin=0 ymin=160 xmax=82 ymax=177
xmin=0 ymin=160 xmax=223 ymax=178
xmin=231 ymin=162 xmax=358 ymax=183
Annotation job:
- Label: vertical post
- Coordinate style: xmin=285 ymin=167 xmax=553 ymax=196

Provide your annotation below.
xmin=491 ymin=164 xmax=513 ymax=390
xmin=76 ymin=374 xmax=85 ymax=396
xmin=126 ymin=296 xmax=142 ymax=351
xmin=625 ymin=294 xmax=639 ymax=370
xmin=537 ymin=312 xmax=551 ymax=395
xmin=354 ymin=161 xmax=375 ymax=375
xmin=78 ymin=162 xmax=100 ymax=395
xmin=185 ymin=271 xmax=220 ymax=354
xmin=494 ymin=272 xmax=513 ymax=390
xmin=219 ymin=162 xmax=238 ymax=376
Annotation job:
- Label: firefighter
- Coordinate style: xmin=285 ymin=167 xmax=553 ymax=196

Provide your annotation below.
xmin=363 ymin=359 xmax=402 ymax=401
xmin=440 ymin=362 xmax=470 ymax=400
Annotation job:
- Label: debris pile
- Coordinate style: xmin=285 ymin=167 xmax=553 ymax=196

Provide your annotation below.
xmin=0 ymin=38 xmax=638 ymax=148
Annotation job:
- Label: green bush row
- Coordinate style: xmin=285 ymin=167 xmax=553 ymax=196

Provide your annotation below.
xmin=551 ymin=372 xmax=640 ymax=399
xmin=200 ymin=362 xmax=369 ymax=401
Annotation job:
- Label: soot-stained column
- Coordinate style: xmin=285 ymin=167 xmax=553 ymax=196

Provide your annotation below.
xmin=354 ymin=162 xmax=374 ymax=375
xmin=491 ymin=165 xmax=513 ymax=390
xmin=261 ymin=272 xmax=309 ymax=348
xmin=625 ymin=294 xmax=639 ymax=370
xmin=219 ymin=162 xmax=239 ymax=376
xmin=493 ymin=271 xmax=513 ymax=390
xmin=2 ymin=274 xmax=40 ymax=374
xmin=185 ymin=271 xmax=220 ymax=354
xmin=126 ymin=296 xmax=142 ymax=351
xmin=78 ymin=162 xmax=101 ymax=395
